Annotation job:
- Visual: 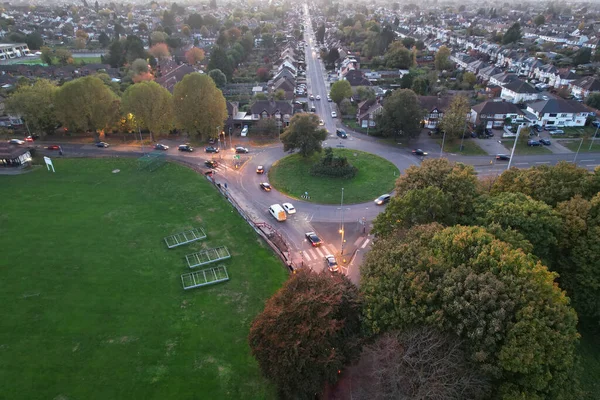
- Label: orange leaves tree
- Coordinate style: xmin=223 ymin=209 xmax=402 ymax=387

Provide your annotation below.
xmin=248 ymin=269 xmax=362 ymax=399
xmin=185 ymin=47 xmax=205 ymax=65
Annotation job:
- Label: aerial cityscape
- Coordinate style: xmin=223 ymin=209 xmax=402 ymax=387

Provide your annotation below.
xmin=1 ymin=0 xmax=599 ymax=399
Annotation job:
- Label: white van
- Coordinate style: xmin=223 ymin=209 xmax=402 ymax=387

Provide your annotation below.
xmin=269 ymin=204 xmax=287 ymax=222
xmin=241 ymin=125 xmax=248 ymax=137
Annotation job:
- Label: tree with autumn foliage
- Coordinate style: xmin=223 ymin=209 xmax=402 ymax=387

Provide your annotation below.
xmin=249 ymin=269 xmax=362 ymax=399
xmin=256 ymin=67 xmax=269 ymax=81
xmin=185 ymin=47 xmax=205 ymax=65
xmin=121 ymin=81 xmax=173 ymax=141
xmin=438 ymin=95 xmax=470 ymax=139
xmin=149 ymin=43 xmax=170 ymax=60
xmin=361 ymin=224 xmax=581 ymax=399
xmin=172 ymin=72 xmax=227 ymax=139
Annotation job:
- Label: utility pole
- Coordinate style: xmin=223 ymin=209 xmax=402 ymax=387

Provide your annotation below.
xmin=340 ymin=187 xmax=345 ymax=255
xmin=229 ymin=126 xmax=232 ymax=149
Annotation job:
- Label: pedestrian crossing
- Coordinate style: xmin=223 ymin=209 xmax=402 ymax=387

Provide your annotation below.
xmin=302 ymin=244 xmax=336 ymax=262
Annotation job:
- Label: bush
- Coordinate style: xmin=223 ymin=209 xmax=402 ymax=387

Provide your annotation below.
xmin=310 ymin=147 xmax=358 ymax=179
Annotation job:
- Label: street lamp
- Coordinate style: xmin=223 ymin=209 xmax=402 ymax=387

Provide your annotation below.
xmin=439 ymin=130 xmax=446 ymax=158
xmin=589 ymin=125 xmax=599 ymax=151
xmin=574 ymin=137 xmax=584 ymax=164
xmin=506 ymin=124 xmax=524 ymax=170
xmin=459 ymin=118 xmax=468 ymax=152
xmin=340 ymin=187 xmax=345 ymax=255
xmin=229 ymin=126 xmax=232 ymax=149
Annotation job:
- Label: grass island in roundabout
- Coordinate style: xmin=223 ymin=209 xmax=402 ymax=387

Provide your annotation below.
xmin=267 ymin=148 xmax=400 ymax=204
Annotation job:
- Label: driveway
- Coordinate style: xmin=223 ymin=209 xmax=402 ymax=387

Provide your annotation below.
xmin=473 ymin=137 xmax=510 ymax=155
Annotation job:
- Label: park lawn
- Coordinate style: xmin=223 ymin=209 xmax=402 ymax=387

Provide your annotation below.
xmin=0 ymin=159 xmax=287 ymax=400
xmin=438 ymin=139 xmax=487 ymax=156
xmin=561 ymin=138 xmax=600 ymax=153
xmin=268 ymin=149 xmax=399 ymax=204
xmin=500 ymin=140 xmax=552 ymax=155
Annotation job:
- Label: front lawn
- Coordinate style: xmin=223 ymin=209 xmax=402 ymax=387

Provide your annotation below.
xmin=500 ymin=139 xmax=552 ymax=155
xmin=561 ymin=138 xmax=600 ymax=153
xmin=268 ymin=149 xmax=399 ymax=204
xmin=438 ymin=139 xmax=487 ymax=155
xmin=0 ymin=159 xmax=287 ymax=399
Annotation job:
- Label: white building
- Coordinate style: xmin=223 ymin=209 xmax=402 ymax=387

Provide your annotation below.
xmin=526 ymin=99 xmax=590 ymax=127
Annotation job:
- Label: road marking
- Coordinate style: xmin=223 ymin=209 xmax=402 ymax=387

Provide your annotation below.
xmin=514 ymin=162 xmax=529 ymax=165
xmin=361 ymin=238 xmax=371 ymax=249
xmin=581 ymin=159 xmax=594 ymax=162
xmin=305 ymin=250 xmax=314 ymax=261
xmin=315 ymin=247 xmax=325 ymax=258
xmin=586 ymin=164 xmax=599 ymax=167
xmin=535 ymin=161 xmax=550 ymax=164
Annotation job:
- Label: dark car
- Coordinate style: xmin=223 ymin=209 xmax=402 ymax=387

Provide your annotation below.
xmin=235 ymin=146 xmax=249 ymax=154
xmin=374 ymin=194 xmax=391 ymax=205
xmin=484 ymin=129 xmax=494 ymax=137
xmin=154 ymin=143 xmax=169 ymax=150
xmin=540 ymin=138 xmax=551 ymax=146
xmin=527 ymin=139 xmax=541 ymax=146
xmin=592 ymin=120 xmax=600 ymax=128
xmin=336 ymin=129 xmax=347 ymax=139
xmin=47 ymin=145 xmax=61 ymax=150
xmin=496 ymin=154 xmax=510 ymax=161
xmin=178 ymin=144 xmax=193 ymax=152
xmin=305 ymin=231 xmax=322 ymax=247
xmin=412 ymin=149 xmax=428 ymax=156
xmin=545 ymin=126 xmax=557 ymax=131
xmin=256 ymin=165 xmax=265 ymax=174
xmin=95 ymin=142 xmax=109 ymax=148
xmin=205 ymin=160 xmax=218 ymax=168
xmin=532 ymin=124 xmax=544 ymax=132
xmin=208 ymin=138 xmax=216 ymax=144
xmin=205 ymin=146 xmax=219 ymax=153
xmin=471 ymin=132 xmax=478 ymax=138
xmin=259 ymin=182 xmax=271 ymax=192
xmin=324 ymin=255 xmax=339 ymax=273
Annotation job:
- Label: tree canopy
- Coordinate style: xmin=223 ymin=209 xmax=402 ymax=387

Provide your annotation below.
xmin=249 ymin=269 xmax=362 ymax=399
xmin=208 ymin=69 xmax=227 ymax=88
xmin=434 ymin=45 xmax=452 ymax=71
xmin=503 ymin=22 xmax=522 ymax=44
xmin=281 ymin=113 xmax=327 ymax=157
xmin=6 ymin=79 xmax=58 ymax=136
xmin=121 ymin=81 xmax=173 ymax=141
xmin=329 ymin=79 xmax=352 ymax=104
xmin=376 ymin=89 xmax=423 ymax=138
xmin=207 ymin=45 xmax=233 ymax=80
xmin=439 ymin=95 xmax=471 ymax=139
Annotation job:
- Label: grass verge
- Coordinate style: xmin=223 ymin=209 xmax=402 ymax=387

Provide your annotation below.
xmin=561 ymin=138 xmax=600 ymax=153
xmin=0 ymin=159 xmax=287 ymax=399
xmin=438 ymin=139 xmax=487 ymax=156
xmin=500 ymin=140 xmax=552 ymax=155
xmin=268 ymin=149 xmax=399 ymax=204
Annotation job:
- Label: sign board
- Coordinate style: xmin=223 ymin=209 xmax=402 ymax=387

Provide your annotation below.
xmin=43 ymin=156 xmax=55 ymax=173
xmin=234 ymin=155 xmax=240 ymax=159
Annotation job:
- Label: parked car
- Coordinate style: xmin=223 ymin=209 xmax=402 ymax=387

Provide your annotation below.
xmin=9 ymin=139 xmax=25 ymax=145
xmin=319 ymin=119 xmax=324 ymax=126
xmin=315 ymin=95 xmax=321 ymax=100
xmin=592 ymin=120 xmax=600 ymax=128
xmin=527 ymin=139 xmax=541 ymax=146
xmin=241 ymin=125 xmax=249 ymax=137
xmin=154 ymin=143 xmax=169 ymax=150
xmin=532 ymin=124 xmax=543 ymax=132
xmin=47 ymin=145 xmax=61 ymax=150
xmin=374 ymin=194 xmax=391 ymax=205
xmin=327 ymin=96 xmax=332 ymax=102
xmin=336 ymin=129 xmax=347 ymax=138
xmin=95 ymin=142 xmax=109 ymax=148
xmin=412 ymin=149 xmax=428 ymax=156
xmin=549 ymin=130 xmax=564 ymax=135
xmin=178 ymin=144 xmax=193 ymax=152
xmin=259 ymin=182 xmax=271 ymax=192
xmin=205 ymin=146 xmax=219 ymax=153
xmin=496 ymin=154 xmax=510 ymax=161
xmin=540 ymin=138 xmax=551 ymax=145
xmin=305 ymin=231 xmax=322 ymax=247
xmin=331 ymin=111 xmax=337 ymax=118
xmin=545 ymin=126 xmax=557 ymax=131
xmin=205 ymin=160 xmax=218 ymax=168
xmin=282 ymin=202 xmax=296 ymax=214
xmin=324 ymin=254 xmax=339 ymax=273
xmin=256 ymin=165 xmax=265 ymax=174
xmin=235 ymin=146 xmax=249 ymax=154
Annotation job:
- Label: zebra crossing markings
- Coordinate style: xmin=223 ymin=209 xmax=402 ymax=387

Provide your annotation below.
xmin=303 ymin=245 xmax=334 ymax=261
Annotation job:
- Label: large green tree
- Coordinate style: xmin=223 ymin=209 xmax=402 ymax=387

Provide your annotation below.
xmin=121 ymin=81 xmax=173 ymax=142
xmin=329 ymin=79 xmax=352 ymax=105
xmin=249 ymin=269 xmax=362 ymax=399
xmin=54 ymin=76 xmax=120 ymax=139
xmin=208 ymin=69 xmax=227 ymax=88
xmin=377 ymin=89 xmax=424 ymax=138
xmin=281 ymin=113 xmax=327 ymax=157
xmin=503 ymin=22 xmax=522 ymax=44
xmin=361 ymin=224 xmax=580 ymax=400
xmin=172 ymin=73 xmax=227 ymax=139
xmin=208 ymin=46 xmax=233 ymax=79
xmin=6 ymin=79 xmax=58 ymax=136
xmin=434 ymin=45 xmax=452 ymax=71
xmin=384 ymin=41 xmax=413 ymax=69
xmin=439 ymin=95 xmax=470 ymax=139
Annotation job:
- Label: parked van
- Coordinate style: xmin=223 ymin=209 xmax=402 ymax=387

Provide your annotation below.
xmin=269 ymin=204 xmax=287 ymax=222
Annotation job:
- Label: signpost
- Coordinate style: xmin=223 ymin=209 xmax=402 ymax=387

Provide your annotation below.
xmin=43 ymin=156 xmax=55 ymax=172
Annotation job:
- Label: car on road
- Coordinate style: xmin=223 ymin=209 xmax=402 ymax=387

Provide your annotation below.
xmin=9 ymin=139 xmax=25 ymax=145
xmin=205 ymin=160 xmax=218 ymax=168
xmin=309 ymin=94 xmax=314 ymax=100
xmin=178 ymin=144 xmax=193 ymax=152
xmin=47 ymin=145 xmax=61 ymax=150
xmin=412 ymin=149 xmax=428 ymax=156
xmin=324 ymin=255 xmax=339 ymax=273
xmin=540 ymin=138 xmax=551 ymax=145
xmin=24 ymin=135 xmax=36 ymax=142
xmin=592 ymin=120 xmax=600 ymax=128
xmin=327 ymin=96 xmax=332 ymax=102
xmin=549 ymin=129 xmax=564 ymax=135
xmin=496 ymin=154 xmax=510 ymax=161
xmin=305 ymin=231 xmax=322 ymax=247
xmin=331 ymin=111 xmax=337 ymax=118
xmin=205 ymin=146 xmax=219 ymax=153
xmin=336 ymin=129 xmax=347 ymax=138
xmin=154 ymin=143 xmax=169 ymax=150
xmin=208 ymin=137 xmax=216 ymax=144
xmin=282 ymin=202 xmax=296 ymax=214
xmin=256 ymin=165 xmax=265 ymax=174
xmin=527 ymin=139 xmax=541 ymax=146
xmin=316 ymin=95 xmax=321 ymax=100
xmin=235 ymin=146 xmax=249 ymax=154
xmin=374 ymin=194 xmax=391 ymax=205
xmin=260 ymin=182 xmax=271 ymax=192
xmin=319 ymin=119 xmax=324 ymax=126
xmin=95 ymin=142 xmax=109 ymax=148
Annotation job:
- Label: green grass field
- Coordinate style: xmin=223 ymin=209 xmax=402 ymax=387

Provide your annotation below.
xmin=268 ymin=149 xmax=399 ymax=204
xmin=438 ymin=139 xmax=487 ymax=155
xmin=16 ymin=56 xmax=102 ymax=65
xmin=561 ymin=138 xmax=600 ymax=153
xmin=500 ymin=139 xmax=552 ymax=155
xmin=0 ymin=159 xmax=287 ymax=399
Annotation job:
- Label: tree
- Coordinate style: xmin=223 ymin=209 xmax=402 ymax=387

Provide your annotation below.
xmin=130 ymin=58 xmax=149 ymax=75
xmin=25 ymin=32 xmax=44 ymax=50
xmin=240 ymin=32 xmax=254 ymax=53
xmin=150 ymin=31 xmax=168 ymax=44
xmin=434 ymin=45 xmax=452 ymax=71
xmin=105 ymin=39 xmax=124 ymax=68
xmin=54 ymin=76 xmax=120 ymax=139
xmin=377 ymin=89 xmax=423 ymax=138
xmin=384 ymin=42 xmax=413 ymax=69
xmin=55 ymin=49 xmax=73 ymax=65
xmin=361 ymin=224 xmax=580 ymax=399
xmin=123 ymin=35 xmax=147 ymax=64
xmin=40 ymin=46 xmax=53 ymax=65
xmin=149 ymin=43 xmax=170 ymax=60
xmin=185 ymin=47 xmax=205 ymax=65
xmin=253 ymin=118 xmax=278 ymax=137
xmin=326 ymin=47 xmax=340 ymax=65
xmin=74 ymin=37 xmax=86 ymax=50
xmin=281 ymin=114 xmax=328 ymax=157
xmin=187 ymin=13 xmax=203 ymax=30
xmin=121 ymin=81 xmax=173 ymax=142
xmin=172 ymin=73 xmax=227 ymax=139
xmin=200 ymin=26 xmax=210 ymax=37
xmin=502 ymin=22 xmax=522 ymax=44
xmin=208 ymin=69 xmax=227 ymax=88
xmin=207 ymin=46 xmax=232 ymax=80
xmin=573 ymin=47 xmax=591 ymax=66
xmin=273 ymin=89 xmax=285 ymax=100
xmin=534 ymin=15 xmax=546 ymax=26
xmin=138 ymin=22 xmax=148 ymax=32
xmin=355 ymin=86 xmax=375 ymax=102
xmin=402 ymin=37 xmax=416 ymax=48
xmin=585 ymin=93 xmax=600 ymax=109
xmin=348 ymin=328 xmax=490 ymax=399
xmin=439 ymin=95 xmax=470 ymax=139
xmin=329 ymin=80 xmax=352 ymax=105
xmin=97 ymin=32 xmax=110 ymax=48
xmin=5 ymin=79 xmax=58 ymax=136
xmin=249 ymin=269 xmax=362 ymax=399
xmin=256 ymin=67 xmax=269 ymax=81
xmin=181 ymin=25 xmax=191 ymax=37
xmin=462 ymin=71 xmax=477 ymax=88
xmin=316 ymin=24 xmax=325 ymax=43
